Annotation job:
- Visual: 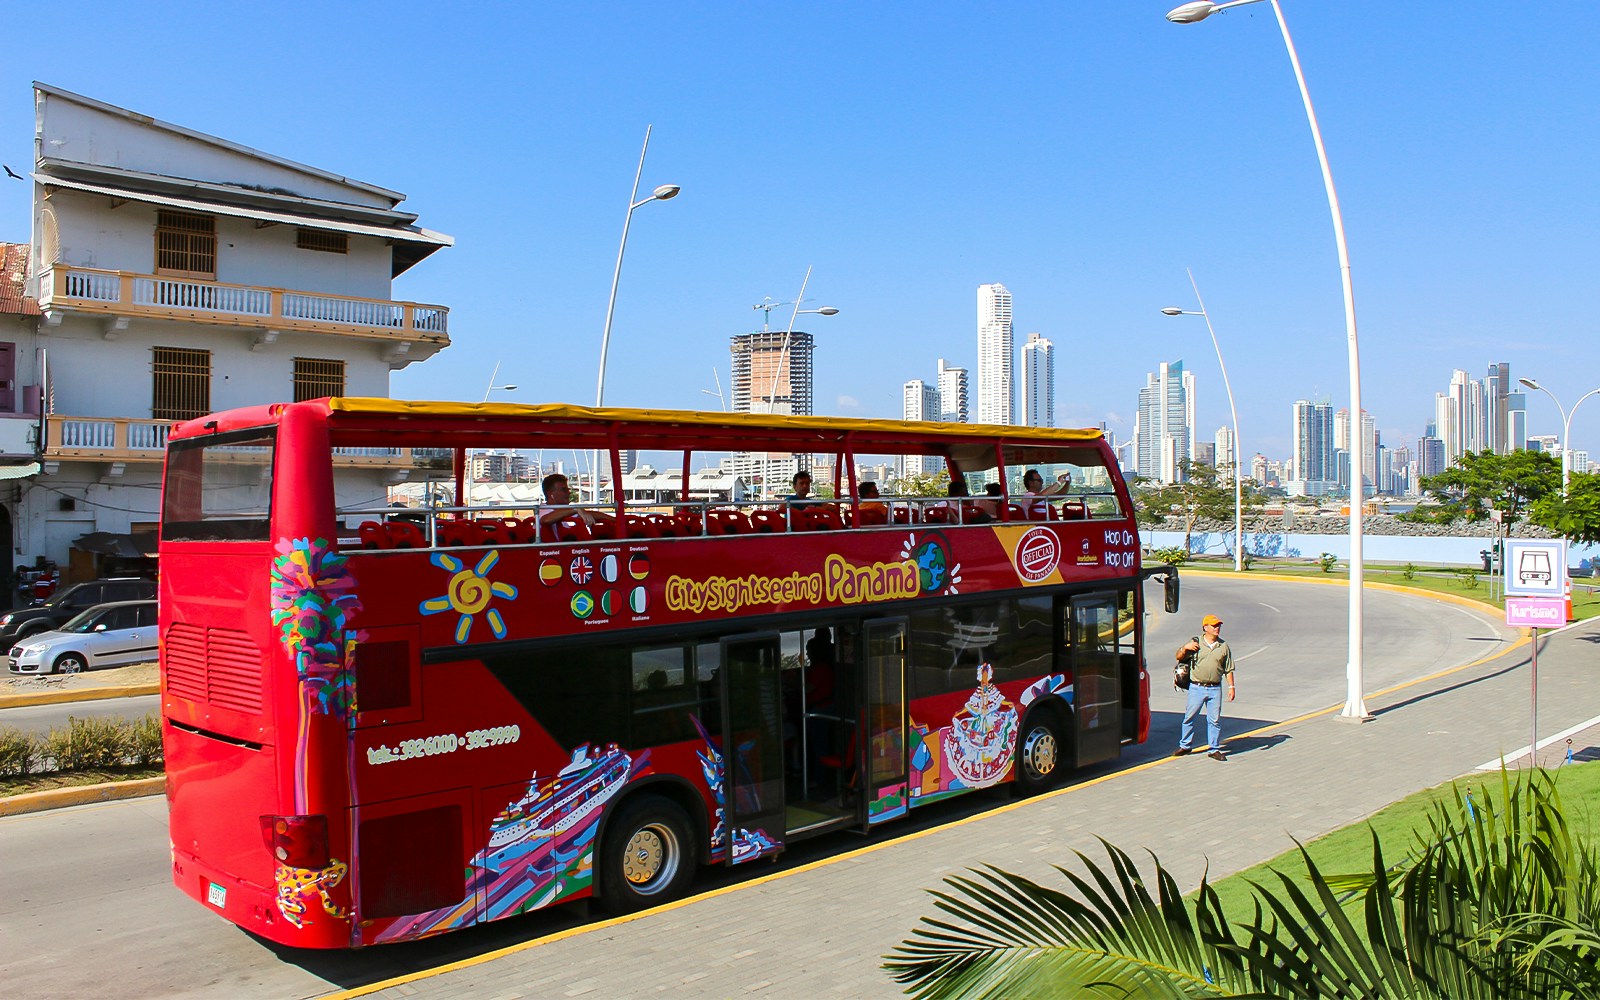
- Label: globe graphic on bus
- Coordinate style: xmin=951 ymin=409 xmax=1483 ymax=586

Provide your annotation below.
xmin=914 ymin=538 xmax=950 ymax=593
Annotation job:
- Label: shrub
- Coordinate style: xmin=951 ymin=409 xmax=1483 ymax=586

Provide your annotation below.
xmin=41 ymin=716 xmax=132 ymax=772
xmin=0 ymin=726 xmax=38 ymax=778
xmin=1150 ymin=547 xmax=1189 ymax=566
xmin=1401 ymin=562 xmax=1418 ymax=581
xmin=1456 ymin=568 xmax=1481 ymax=589
xmin=128 ymin=713 xmax=164 ymax=767
xmin=1318 ymin=552 xmax=1338 ymax=573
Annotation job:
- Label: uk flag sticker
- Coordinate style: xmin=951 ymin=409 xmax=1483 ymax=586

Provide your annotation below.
xmin=569 ymin=556 xmax=594 ymax=585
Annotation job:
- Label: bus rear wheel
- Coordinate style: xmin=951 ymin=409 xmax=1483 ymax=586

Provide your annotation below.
xmin=601 ymin=795 xmax=695 ymax=914
xmin=1016 ymin=712 xmax=1066 ymax=795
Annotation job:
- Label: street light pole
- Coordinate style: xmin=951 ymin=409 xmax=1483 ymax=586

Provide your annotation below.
xmin=1161 ymin=270 xmax=1243 ymax=572
xmin=593 ymin=125 xmax=679 ymax=503
xmin=755 ymin=267 xmax=839 ymax=498
xmin=1168 ymin=0 xmax=1369 ymax=720
xmin=1520 ymin=378 xmax=1600 ymax=492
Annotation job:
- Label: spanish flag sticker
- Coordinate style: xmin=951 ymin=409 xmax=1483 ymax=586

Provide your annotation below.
xmin=539 ymin=559 xmax=564 ymax=587
xmin=628 ymin=553 xmax=651 ymax=580
xmin=630 ymin=586 xmax=648 ymax=614
xmin=600 ymin=554 xmax=619 ymax=582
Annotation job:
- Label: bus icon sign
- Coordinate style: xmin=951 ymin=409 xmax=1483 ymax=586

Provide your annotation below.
xmin=1504 ymin=539 xmax=1565 ymax=597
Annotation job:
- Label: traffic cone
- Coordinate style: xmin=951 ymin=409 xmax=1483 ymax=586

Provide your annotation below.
xmin=1566 ymin=578 xmax=1575 ymax=622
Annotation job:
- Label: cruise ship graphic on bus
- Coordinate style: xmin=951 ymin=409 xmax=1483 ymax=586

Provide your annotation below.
xmin=488 ymin=744 xmax=634 ymax=849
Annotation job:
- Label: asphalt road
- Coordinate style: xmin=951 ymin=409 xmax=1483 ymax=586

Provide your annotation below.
xmin=0 ymin=576 xmax=1518 ymax=1000
xmin=0 ymin=693 xmax=159 ymax=737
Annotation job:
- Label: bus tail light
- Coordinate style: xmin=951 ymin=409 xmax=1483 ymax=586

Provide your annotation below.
xmin=260 ymin=814 xmax=330 ymax=869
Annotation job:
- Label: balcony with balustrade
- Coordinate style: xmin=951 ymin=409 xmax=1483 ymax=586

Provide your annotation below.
xmin=43 ymin=414 xmax=453 ymax=472
xmin=37 ymin=264 xmax=450 ymax=359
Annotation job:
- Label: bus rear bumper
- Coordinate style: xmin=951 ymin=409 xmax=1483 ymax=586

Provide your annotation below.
xmin=171 ymin=847 xmax=353 ymax=949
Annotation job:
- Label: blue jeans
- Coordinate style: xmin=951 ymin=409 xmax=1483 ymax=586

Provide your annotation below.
xmin=1179 ymin=683 xmax=1223 ymax=751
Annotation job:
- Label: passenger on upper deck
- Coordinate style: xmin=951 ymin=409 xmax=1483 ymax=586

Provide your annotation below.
xmin=786 ymin=471 xmax=820 ymax=506
xmin=538 ymin=473 xmax=594 ymax=539
xmin=856 ymin=481 xmax=887 ymax=516
xmin=1021 ymin=468 xmax=1071 ymax=519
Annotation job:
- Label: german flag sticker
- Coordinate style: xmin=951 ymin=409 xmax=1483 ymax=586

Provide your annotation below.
xmin=539 ymin=559 xmax=564 ymax=587
xmin=628 ymin=553 xmax=651 ymax=580
xmin=630 ymin=586 xmax=648 ymax=614
xmin=600 ymin=590 xmax=616 ymax=615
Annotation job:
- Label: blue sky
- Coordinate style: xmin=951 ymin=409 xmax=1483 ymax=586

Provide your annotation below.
xmin=1 ymin=1 xmax=1596 ymax=464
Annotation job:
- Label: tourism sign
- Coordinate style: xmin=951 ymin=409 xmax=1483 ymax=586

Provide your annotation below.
xmin=1504 ymin=538 xmax=1566 ymax=597
xmin=1505 ymin=597 xmax=1566 ymax=628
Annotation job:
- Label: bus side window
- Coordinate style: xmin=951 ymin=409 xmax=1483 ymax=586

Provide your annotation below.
xmin=629 ymin=646 xmax=697 ymax=747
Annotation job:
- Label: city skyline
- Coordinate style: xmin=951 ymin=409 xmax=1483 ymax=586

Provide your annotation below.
xmin=0 ymin=4 xmax=1594 ymax=462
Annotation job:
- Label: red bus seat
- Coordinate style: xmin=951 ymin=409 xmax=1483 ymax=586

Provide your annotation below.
xmin=435 ymin=520 xmax=485 ymax=547
xmin=749 ymin=509 xmax=788 ymax=533
xmin=855 ymin=506 xmax=889 ymax=527
xmin=623 ymin=514 xmax=662 ymax=539
xmin=386 ymin=521 xmax=426 ymax=548
xmin=478 ymin=520 xmax=515 ymax=545
xmin=706 ymin=509 xmax=748 ymax=535
xmin=923 ymin=506 xmax=951 ymax=524
xmin=544 ymin=515 xmax=593 ymax=543
xmin=892 ymin=506 xmax=915 ymax=524
xmin=587 ymin=511 xmax=620 ymax=540
xmin=800 ymin=505 xmax=844 ymax=531
xmin=509 ymin=517 xmax=541 ymax=544
xmin=1058 ymin=500 xmax=1088 ymax=520
xmin=672 ymin=511 xmax=703 ymax=536
xmin=358 ymin=521 xmax=391 ymax=550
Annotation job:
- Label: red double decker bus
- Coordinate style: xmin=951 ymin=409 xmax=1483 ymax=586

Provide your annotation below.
xmin=159 ymin=399 xmax=1176 ymax=948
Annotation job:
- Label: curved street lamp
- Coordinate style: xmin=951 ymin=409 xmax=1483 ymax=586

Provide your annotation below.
xmin=1167 ymin=0 xmax=1370 ymax=721
xmin=1519 ymin=378 xmax=1600 ymax=491
xmin=1162 ymin=271 xmax=1243 ymax=572
xmin=757 ymin=272 xmax=839 ymax=497
xmin=592 ymin=125 xmax=679 ymax=502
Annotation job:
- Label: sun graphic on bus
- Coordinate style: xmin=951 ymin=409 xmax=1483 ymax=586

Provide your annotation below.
xmin=419 ymin=550 xmax=519 ymax=644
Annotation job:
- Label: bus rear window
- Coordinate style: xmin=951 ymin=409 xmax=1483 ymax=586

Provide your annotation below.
xmin=162 ymin=429 xmax=276 ymax=541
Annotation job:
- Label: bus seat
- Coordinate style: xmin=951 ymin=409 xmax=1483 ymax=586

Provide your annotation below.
xmin=750 ymin=509 xmax=788 ymax=533
xmin=648 ymin=513 xmax=684 ymax=537
xmin=436 ymin=520 xmax=485 ymax=547
xmin=923 ymin=506 xmax=951 ymax=525
xmin=1058 ymin=500 xmax=1088 ymax=520
xmin=856 ymin=506 xmax=889 ymax=527
xmin=387 ymin=521 xmax=426 ymax=548
xmin=803 ymin=505 xmax=844 ymax=531
xmin=892 ymin=506 xmax=914 ymax=524
xmin=509 ymin=517 xmax=541 ymax=544
xmin=358 ymin=521 xmax=391 ymax=550
xmin=672 ymin=511 xmax=703 ymax=536
xmin=623 ymin=514 xmax=662 ymax=539
xmin=706 ymin=509 xmax=748 ymax=536
xmin=545 ymin=515 xmax=593 ymax=543
xmin=587 ymin=511 xmax=620 ymax=540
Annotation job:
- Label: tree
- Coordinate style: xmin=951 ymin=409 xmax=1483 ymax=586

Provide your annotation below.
xmin=1403 ymin=449 xmax=1560 ymax=528
xmin=1134 ymin=459 xmax=1253 ymax=554
xmin=1531 ymin=470 xmax=1600 ymax=544
xmin=885 ymin=769 xmax=1600 ymax=999
xmin=889 ymin=470 xmax=951 ymax=498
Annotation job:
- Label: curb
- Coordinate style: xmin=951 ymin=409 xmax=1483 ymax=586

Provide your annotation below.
xmin=1180 ymin=569 xmax=1510 ymax=619
xmin=0 ymin=682 xmax=159 ymax=710
xmin=0 ymin=776 xmax=166 ymax=816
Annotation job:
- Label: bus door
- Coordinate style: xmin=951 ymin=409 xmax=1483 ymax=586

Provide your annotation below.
xmin=862 ymin=618 xmax=909 ymax=826
xmin=1070 ymin=593 xmax=1122 ymax=768
xmin=719 ymin=633 xmax=785 ymax=865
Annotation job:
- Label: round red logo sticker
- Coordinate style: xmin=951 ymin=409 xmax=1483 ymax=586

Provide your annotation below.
xmin=1015 ymin=527 xmax=1060 ymax=583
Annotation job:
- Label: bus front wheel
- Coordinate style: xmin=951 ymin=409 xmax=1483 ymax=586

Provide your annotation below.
xmin=1016 ymin=711 xmax=1067 ymax=795
xmin=601 ymin=795 xmax=695 ymax=914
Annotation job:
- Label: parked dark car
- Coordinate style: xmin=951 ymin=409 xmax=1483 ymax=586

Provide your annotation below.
xmin=0 ymin=577 xmax=157 ymax=646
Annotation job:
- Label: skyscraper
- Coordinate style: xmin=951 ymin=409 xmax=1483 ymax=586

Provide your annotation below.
xmin=937 ymin=358 xmax=969 ymax=424
xmin=1214 ymin=425 xmax=1235 ymax=476
xmin=730 ymin=329 xmax=815 ymax=487
xmin=976 ymin=283 xmax=1014 ymax=425
xmin=1486 ymin=362 xmax=1511 ymax=454
xmin=1021 ymin=332 xmax=1054 ymax=427
xmin=1135 ymin=360 xmax=1191 ymax=484
xmin=901 ymin=379 xmax=940 ymax=476
xmin=1289 ymin=398 xmax=1335 ymax=496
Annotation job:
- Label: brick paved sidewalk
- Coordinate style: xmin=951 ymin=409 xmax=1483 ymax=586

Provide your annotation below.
xmin=344 ymin=619 xmax=1600 ymax=1000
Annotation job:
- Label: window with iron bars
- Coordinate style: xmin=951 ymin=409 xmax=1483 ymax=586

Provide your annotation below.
xmin=152 ymin=347 xmax=212 ymax=421
xmin=296 ymin=228 xmax=349 ymax=254
xmin=155 ymin=210 xmax=216 ymax=279
xmin=293 ymin=357 xmax=346 ymax=402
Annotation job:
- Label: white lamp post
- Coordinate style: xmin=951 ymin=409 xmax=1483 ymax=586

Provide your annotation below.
xmin=1519 ymin=378 xmax=1600 ymax=492
xmin=1162 ymin=270 xmax=1243 ymax=572
xmin=755 ymin=267 xmax=839 ymax=498
xmin=1168 ymin=0 xmax=1369 ymax=721
xmin=593 ymin=124 xmax=679 ymax=503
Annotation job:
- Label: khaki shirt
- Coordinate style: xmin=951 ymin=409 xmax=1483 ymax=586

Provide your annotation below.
xmin=1189 ymin=640 xmax=1234 ymax=685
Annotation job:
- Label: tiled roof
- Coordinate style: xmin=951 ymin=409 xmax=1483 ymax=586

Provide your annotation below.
xmin=0 ymin=243 xmax=41 ymax=316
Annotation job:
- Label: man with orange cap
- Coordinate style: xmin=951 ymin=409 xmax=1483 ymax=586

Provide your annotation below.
xmin=1173 ymin=613 xmax=1235 ymax=761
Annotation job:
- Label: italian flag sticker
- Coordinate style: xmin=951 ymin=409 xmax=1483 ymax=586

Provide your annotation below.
xmin=630 ymin=586 xmax=648 ymax=614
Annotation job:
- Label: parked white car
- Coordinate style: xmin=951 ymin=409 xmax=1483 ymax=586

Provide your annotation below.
xmin=6 ymin=600 xmax=158 ymax=675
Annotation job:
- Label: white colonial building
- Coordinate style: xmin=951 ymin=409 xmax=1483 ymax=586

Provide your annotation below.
xmin=7 ymin=83 xmax=452 ymax=582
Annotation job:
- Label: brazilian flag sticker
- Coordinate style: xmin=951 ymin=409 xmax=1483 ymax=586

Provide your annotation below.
xmin=600 ymin=590 xmax=616 ymax=615
xmin=570 ymin=591 xmax=595 ymax=619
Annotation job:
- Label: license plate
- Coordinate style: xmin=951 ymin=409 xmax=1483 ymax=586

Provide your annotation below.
xmin=207 ymin=882 xmax=226 ymax=908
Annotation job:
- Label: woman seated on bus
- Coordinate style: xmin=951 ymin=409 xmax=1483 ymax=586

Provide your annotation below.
xmin=537 ymin=473 xmax=594 ymax=539
xmin=1021 ymin=468 xmax=1071 ymax=519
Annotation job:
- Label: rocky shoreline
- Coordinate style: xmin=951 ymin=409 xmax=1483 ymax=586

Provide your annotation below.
xmin=1153 ymin=514 xmax=1558 ymax=538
